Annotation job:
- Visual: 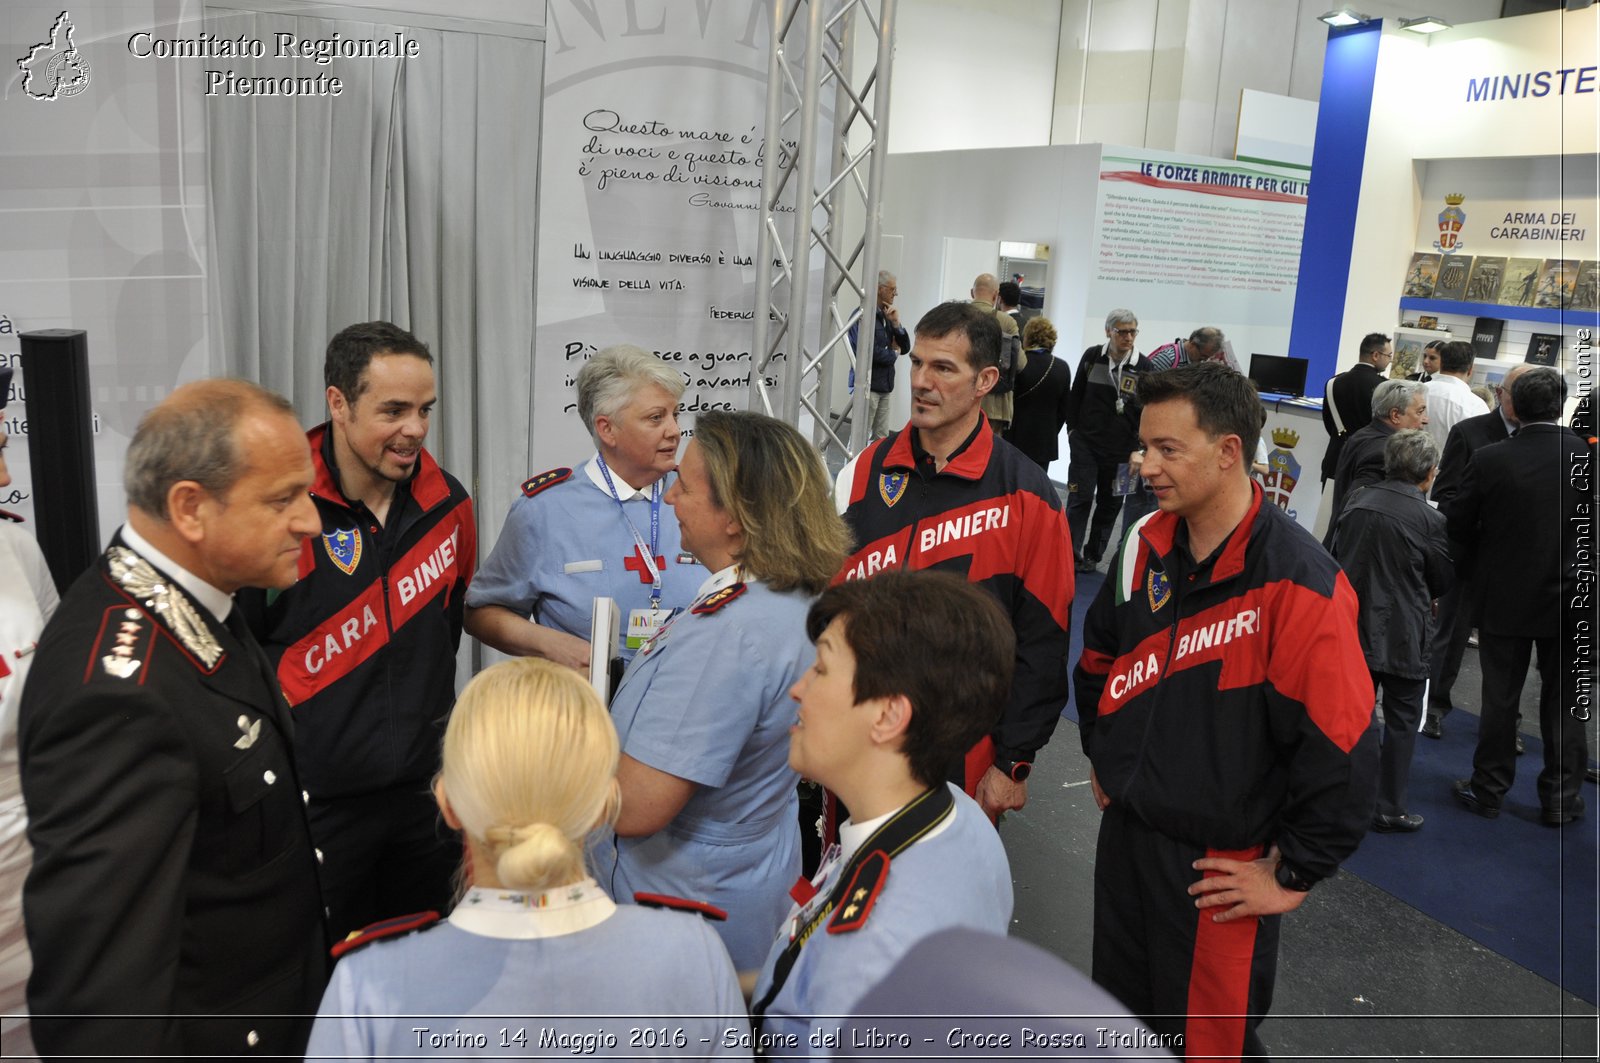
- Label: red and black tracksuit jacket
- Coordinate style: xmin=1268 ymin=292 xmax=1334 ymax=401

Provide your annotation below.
xmin=836 ymin=417 xmax=1075 ymax=777
xmin=1074 ymin=483 xmax=1377 ymax=882
xmin=252 ymin=424 xmax=476 ymax=799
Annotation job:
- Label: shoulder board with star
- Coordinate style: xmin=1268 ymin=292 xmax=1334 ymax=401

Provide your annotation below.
xmin=827 ymin=850 xmax=890 ymax=935
xmin=330 ymin=910 xmax=441 ymax=959
xmin=633 ymin=892 xmax=728 ymax=922
xmin=691 ymin=582 xmax=746 ymax=615
xmin=86 ymin=605 xmax=158 ymax=685
xmin=0 ymin=508 xmax=22 ymax=524
xmin=521 ymin=467 xmax=573 ymax=498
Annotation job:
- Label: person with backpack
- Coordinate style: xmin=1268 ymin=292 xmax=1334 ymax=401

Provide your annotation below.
xmin=970 ymin=273 xmax=1025 ymax=433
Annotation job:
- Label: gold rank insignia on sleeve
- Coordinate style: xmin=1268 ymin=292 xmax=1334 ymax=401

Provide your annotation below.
xmin=520 ymin=467 xmax=572 ymax=498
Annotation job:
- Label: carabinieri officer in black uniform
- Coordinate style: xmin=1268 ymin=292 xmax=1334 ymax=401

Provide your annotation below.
xmin=20 ymin=380 xmax=328 ymax=1058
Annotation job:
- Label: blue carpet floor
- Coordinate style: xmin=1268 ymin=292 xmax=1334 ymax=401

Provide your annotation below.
xmin=1060 ymin=567 xmax=1598 ymax=1003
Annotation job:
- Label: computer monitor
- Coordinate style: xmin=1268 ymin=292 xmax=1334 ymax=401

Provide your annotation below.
xmin=1248 ymin=354 xmax=1309 ymax=398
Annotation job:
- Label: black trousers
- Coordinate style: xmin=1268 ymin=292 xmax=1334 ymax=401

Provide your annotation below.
xmin=1067 ymin=437 xmax=1125 ymax=563
xmin=1470 ymin=633 xmax=1588 ymax=811
xmin=1372 ymin=671 xmax=1426 ymax=816
xmin=1093 ymin=804 xmax=1279 ymax=1061
xmin=307 ymin=781 xmax=462 ymax=941
xmin=1427 ymin=578 xmax=1478 ymax=715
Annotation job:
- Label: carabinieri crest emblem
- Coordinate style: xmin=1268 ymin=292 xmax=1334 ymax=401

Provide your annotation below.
xmin=879 ymin=472 xmax=908 ymax=508
xmin=1147 ymin=567 xmax=1172 ymax=613
xmin=323 ymin=527 xmax=362 ymax=575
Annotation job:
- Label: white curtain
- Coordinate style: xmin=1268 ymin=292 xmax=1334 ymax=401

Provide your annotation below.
xmin=205 ymin=5 xmax=542 ymax=685
xmin=205 ymin=5 xmax=542 ymax=595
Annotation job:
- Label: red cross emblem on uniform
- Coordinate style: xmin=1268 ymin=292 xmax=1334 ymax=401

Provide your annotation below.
xmin=624 ymin=546 xmax=667 ymax=583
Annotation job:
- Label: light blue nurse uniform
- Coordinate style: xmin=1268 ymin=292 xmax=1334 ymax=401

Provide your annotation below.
xmin=465 ymin=459 xmax=703 ymax=662
xmin=606 ymin=569 xmax=814 ymax=970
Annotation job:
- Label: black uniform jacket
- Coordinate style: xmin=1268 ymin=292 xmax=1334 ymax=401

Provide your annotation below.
xmin=20 ymin=538 xmax=327 ymax=1059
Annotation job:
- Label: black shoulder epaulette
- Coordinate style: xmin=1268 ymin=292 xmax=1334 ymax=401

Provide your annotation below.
xmin=86 ymin=605 xmax=157 ymax=685
xmin=331 ymin=910 xmax=441 ymax=959
xmin=521 ymin=467 xmax=572 ymax=498
xmin=827 ymin=849 xmax=890 ymax=935
xmin=633 ymin=892 xmax=728 ymax=922
xmin=691 ymin=582 xmax=746 ymax=615
xmin=0 ymin=508 xmax=22 ymax=524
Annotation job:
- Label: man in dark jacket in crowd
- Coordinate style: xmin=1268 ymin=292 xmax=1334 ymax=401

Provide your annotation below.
xmin=1423 ymin=363 xmax=1529 ymax=738
xmin=249 ymin=322 xmax=476 ymax=941
xmin=1447 ymin=368 xmax=1591 ymax=826
xmin=1322 ymin=378 xmax=1428 ymax=549
xmin=1065 ymin=308 xmax=1150 ymax=572
xmin=1320 ymin=332 xmax=1391 ymax=484
xmin=848 ymin=269 xmax=911 ymax=440
xmin=1332 ymin=429 xmax=1453 ymax=833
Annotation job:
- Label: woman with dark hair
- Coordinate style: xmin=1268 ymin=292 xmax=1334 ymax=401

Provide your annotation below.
xmin=605 ymin=410 xmax=851 ymax=969
xmin=305 ymin=659 xmax=747 ymax=1060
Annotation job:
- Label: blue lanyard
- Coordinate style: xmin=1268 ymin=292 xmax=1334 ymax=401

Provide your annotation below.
xmin=595 ymin=456 xmax=662 ymax=607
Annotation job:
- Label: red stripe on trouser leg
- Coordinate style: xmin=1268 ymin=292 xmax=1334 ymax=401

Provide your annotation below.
xmin=1185 ymin=844 xmax=1266 ymax=1061
xmin=964 ymin=735 xmax=996 ymax=802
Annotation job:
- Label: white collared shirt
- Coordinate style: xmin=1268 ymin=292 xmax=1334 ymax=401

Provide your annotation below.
xmin=584 ymin=455 xmax=651 ymax=501
xmin=120 ymin=523 xmax=235 ymax=624
xmin=1424 ymin=374 xmax=1490 ymax=452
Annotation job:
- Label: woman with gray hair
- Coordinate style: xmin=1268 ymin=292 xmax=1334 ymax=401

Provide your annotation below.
xmin=466 ymin=345 xmax=703 ymax=671
xmin=1331 ymin=429 xmax=1453 ymax=833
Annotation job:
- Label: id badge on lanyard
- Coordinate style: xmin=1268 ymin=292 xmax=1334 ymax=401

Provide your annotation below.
xmin=596 ymin=455 xmax=664 ymax=596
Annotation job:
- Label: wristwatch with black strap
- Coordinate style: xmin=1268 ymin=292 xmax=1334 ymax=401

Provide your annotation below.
xmin=993 ymin=754 xmax=1032 ymax=783
xmin=1273 ymin=856 xmax=1316 ymax=893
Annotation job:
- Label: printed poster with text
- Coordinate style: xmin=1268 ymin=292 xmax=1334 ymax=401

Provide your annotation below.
xmin=1086 ymin=148 xmax=1309 ymax=362
xmin=533 ymin=3 xmax=824 ymax=466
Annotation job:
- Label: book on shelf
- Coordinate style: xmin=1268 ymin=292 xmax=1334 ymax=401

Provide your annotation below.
xmin=1464 ymin=256 xmax=1507 ymax=303
xmin=1470 ymin=317 xmax=1504 ymax=361
xmin=1533 ymin=259 xmax=1577 ymax=309
xmin=1496 ymin=258 xmax=1542 ymax=306
xmin=1432 ymin=254 xmax=1472 ymax=302
xmin=1569 ymin=261 xmax=1598 ymax=312
xmin=1524 ymin=333 xmax=1561 ymax=366
xmin=1402 ymin=252 xmax=1441 ymax=298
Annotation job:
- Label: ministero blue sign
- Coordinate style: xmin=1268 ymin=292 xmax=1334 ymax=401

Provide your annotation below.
xmin=1466 ymin=65 xmax=1598 ymax=101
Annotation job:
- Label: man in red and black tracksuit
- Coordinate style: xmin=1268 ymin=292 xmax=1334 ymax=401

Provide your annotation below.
xmin=1074 ymin=362 xmax=1377 ymax=1061
xmin=247 ymin=322 xmax=476 ymax=942
xmin=836 ymin=301 xmax=1074 ymax=819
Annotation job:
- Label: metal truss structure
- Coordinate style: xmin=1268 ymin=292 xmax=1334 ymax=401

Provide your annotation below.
xmin=748 ymin=0 xmax=897 ymax=461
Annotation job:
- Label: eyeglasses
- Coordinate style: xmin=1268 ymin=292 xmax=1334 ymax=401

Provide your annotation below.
xmin=1114 ymin=328 xmax=1139 ymax=337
